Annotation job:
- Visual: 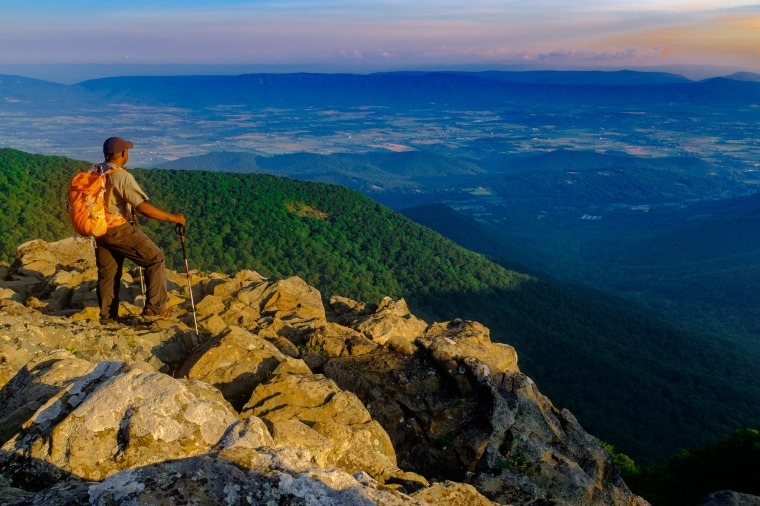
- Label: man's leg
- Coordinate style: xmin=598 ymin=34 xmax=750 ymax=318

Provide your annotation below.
xmin=95 ymin=244 xmax=124 ymax=320
xmin=99 ymin=223 xmax=168 ymax=316
xmin=136 ymin=237 xmax=167 ymax=315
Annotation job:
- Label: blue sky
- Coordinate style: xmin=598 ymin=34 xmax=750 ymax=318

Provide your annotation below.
xmin=1 ymin=1 xmax=759 ymax=77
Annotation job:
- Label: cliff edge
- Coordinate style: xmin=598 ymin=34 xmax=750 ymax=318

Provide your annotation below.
xmin=0 ymin=238 xmax=648 ymax=505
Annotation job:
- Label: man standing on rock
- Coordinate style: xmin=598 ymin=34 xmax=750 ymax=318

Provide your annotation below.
xmin=95 ymin=137 xmax=186 ymax=325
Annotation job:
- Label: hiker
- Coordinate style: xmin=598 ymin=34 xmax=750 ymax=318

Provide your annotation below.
xmin=94 ymin=137 xmax=186 ymax=324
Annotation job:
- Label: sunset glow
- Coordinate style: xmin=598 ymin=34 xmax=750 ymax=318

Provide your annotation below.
xmin=0 ymin=1 xmax=758 ymax=78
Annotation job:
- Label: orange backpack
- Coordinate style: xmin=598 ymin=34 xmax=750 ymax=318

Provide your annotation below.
xmin=67 ymin=166 xmax=127 ymax=237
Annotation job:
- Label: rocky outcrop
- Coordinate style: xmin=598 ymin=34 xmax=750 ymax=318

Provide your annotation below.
xmin=0 ymin=238 xmax=650 ymax=505
xmin=699 ymin=491 xmax=760 ymax=506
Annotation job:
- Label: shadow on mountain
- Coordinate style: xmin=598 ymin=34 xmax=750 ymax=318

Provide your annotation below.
xmin=408 ymin=283 xmax=760 ymax=466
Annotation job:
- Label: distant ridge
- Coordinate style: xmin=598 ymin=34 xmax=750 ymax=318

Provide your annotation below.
xmin=724 ymin=72 xmax=760 ymax=82
xmin=156 ymin=151 xmax=263 ymax=172
xmin=3 ymin=70 xmax=760 ymax=119
xmin=465 ymin=69 xmax=692 ymax=85
xmin=70 ymin=71 xmax=760 ymax=109
xmin=0 ymin=74 xmax=95 ymax=110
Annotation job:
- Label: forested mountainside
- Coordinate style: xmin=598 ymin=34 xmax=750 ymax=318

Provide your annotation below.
xmin=1 ymin=147 xmax=759 ymax=466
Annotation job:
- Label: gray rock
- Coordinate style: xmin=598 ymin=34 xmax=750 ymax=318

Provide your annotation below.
xmin=700 ymin=491 xmax=760 ymax=506
xmin=0 ymin=352 xmax=239 ymax=483
xmin=215 ymin=416 xmax=275 ymax=450
xmin=1 ymin=448 xmax=432 ymax=505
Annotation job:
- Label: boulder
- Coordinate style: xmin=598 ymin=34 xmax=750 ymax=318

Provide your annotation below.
xmin=310 ymin=420 xmax=397 ymax=478
xmin=194 ymin=293 xmax=226 ymax=318
xmin=199 ymin=313 xmax=229 ymax=335
xmin=178 ymin=325 xmax=287 ymax=410
xmin=0 ymin=287 xmax=24 ymax=304
xmin=14 ymin=238 xmax=96 ymax=280
xmin=301 ymin=321 xmax=379 ymax=359
xmin=240 ymin=276 xmax=326 ymax=324
xmin=208 ymin=269 xmax=266 ymax=299
xmin=355 ymin=297 xmax=428 ymax=345
xmin=267 ymin=418 xmax=332 ymax=466
xmin=0 ymin=351 xmax=239 ymax=485
xmin=243 ymin=372 xmax=371 ymax=426
xmin=329 ymin=295 xmax=428 ymax=346
xmin=242 ymin=371 xmax=403 ymax=481
xmin=417 ymin=319 xmax=519 ymax=381
xmin=327 ymin=294 xmax=376 ymax=323
xmin=0 ymin=276 xmax=45 ymax=300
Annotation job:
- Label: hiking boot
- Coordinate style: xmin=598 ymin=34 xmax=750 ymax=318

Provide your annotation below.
xmin=142 ymin=308 xmax=174 ymax=320
xmin=99 ymin=316 xmax=128 ymax=326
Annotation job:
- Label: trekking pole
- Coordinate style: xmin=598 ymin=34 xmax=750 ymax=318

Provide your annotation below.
xmin=176 ymin=224 xmax=199 ymax=337
xmin=131 ymin=209 xmax=146 ymax=307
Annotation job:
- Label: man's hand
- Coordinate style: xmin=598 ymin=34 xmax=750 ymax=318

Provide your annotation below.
xmin=136 ymin=201 xmax=186 ymax=226
xmin=174 ymin=213 xmax=187 ymax=227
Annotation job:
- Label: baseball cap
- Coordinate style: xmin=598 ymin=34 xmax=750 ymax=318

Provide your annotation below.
xmin=103 ymin=137 xmax=134 ymax=155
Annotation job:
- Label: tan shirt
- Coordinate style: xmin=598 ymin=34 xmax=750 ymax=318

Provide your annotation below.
xmin=100 ymin=164 xmax=149 ymax=219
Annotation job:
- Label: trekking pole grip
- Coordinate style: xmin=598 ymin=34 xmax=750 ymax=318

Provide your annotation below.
xmin=175 ymin=224 xmax=188 ymax=257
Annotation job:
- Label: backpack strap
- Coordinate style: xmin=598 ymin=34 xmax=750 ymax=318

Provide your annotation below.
xmin=91 ymin=163 xmax=124 ymax=177
xmin=92 ymin=164 xmax=127 ymax=228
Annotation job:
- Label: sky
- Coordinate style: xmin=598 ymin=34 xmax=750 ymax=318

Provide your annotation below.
xmin=1 ymin=0 xmax=759 ymax=80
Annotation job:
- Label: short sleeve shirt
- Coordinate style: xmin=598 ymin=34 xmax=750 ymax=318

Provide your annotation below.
xmin=99 ymin=164 xmax=149 ymax=218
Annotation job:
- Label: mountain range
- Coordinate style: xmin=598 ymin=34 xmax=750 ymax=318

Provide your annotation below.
xmin=3 ymin=70 xmax=760 ymax=114
xmin=72 ymin=71 xmax=760 ymax=108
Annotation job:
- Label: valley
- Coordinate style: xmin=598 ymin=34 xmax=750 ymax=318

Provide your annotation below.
xmin=2 ymin=73 xmax=760 ymax=178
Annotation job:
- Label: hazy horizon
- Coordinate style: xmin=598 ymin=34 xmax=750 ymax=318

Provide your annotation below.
xmin=0 ymin=62 xmax=754 ymax=86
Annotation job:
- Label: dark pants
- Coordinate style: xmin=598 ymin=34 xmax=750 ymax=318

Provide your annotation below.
xmin=95 ymin=223 xmax=167 ymax=319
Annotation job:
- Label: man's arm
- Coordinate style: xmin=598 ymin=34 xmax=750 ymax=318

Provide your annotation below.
xmin=135 ymin=201 xmax=186 ymax=227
